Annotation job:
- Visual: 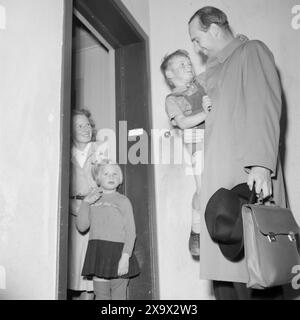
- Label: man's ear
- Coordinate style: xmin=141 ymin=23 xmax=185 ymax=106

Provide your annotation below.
xmin=165 ymin=69 xmax=174 ymax=80
xmin=166 ymin=70 xmax=174 ymax=80
xmin=209 ymin=23 xmax=221 ymax=38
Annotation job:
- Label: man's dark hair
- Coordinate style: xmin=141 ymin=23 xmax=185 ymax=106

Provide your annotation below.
xmin=189 ymin=6 xmax=232 ymax=34
xmin=160 ymin=49 xmax=191 ymax=89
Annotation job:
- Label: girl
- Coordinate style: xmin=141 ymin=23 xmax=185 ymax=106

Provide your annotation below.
xmin=68 ymin=108 xmax=109 ymax=300
xmin=76 ymin=162 xmax=140 ymax=300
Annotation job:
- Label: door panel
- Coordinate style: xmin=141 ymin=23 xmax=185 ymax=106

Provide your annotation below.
xmin=116 ymin=42 xmax=156 ymax=300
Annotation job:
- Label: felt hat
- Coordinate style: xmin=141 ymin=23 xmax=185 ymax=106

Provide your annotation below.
xmin=204 ymin=183 xmax=256 ymax=261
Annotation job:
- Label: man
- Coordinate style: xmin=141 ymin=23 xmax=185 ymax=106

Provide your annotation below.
xmin=188 ymin=6 xmax=286 ymax=299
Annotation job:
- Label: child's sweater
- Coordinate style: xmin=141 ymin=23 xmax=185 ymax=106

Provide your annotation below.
xmin=77 ymin=191 xmax=136 ymax=256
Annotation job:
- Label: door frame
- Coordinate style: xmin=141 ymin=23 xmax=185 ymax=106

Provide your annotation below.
xmin=58 ymin=0 xmax=158 ymax=299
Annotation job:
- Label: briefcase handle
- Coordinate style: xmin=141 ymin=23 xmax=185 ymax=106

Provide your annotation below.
xmin=248 ymin=182 xmax=275 ymax=205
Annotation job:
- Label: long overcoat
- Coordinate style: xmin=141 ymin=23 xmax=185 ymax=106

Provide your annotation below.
xmin=200 ymin=38 xmax=286 ymax=283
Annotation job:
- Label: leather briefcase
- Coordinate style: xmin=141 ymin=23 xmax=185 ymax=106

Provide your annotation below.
xmin=242 ymin=202 xmax=300 ymax=289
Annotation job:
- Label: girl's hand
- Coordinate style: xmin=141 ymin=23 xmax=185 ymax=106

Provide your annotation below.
xmin=202 ymin=95 xmax=212 ymax=113
xmin=117 ymin=253 xmax=129 ymax=276
xmin=83 ymin=187 xmax=103 ymax=205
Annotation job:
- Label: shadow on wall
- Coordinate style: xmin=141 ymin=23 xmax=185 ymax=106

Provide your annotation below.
xmin=277 ymin=69 xmax=290 ymax=208
xmin=279 ymin=70 xmax=300 ymax=300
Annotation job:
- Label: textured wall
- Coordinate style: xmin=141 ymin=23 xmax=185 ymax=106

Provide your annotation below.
xmin=0 ymin=0 xmax=64 ymax=299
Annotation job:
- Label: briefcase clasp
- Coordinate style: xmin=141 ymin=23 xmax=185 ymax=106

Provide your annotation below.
xmin=288 ymin=232 xmax=296 ymax=242
xmin=267 ymin=232 xmax=277 ymax=243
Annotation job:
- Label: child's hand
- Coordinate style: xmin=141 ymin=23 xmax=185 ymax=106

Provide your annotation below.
xmin=236 ymin=33 xmax=249 ymax=42
xmin=171 ymin=119 xmax=177 ymax=127
xmin=83 ymin=187 xmax=103 ymax=205
xmin=117 ymin=253 xmax=129 ymax=276
xmin=202 ymin=95 xmax=212 ymax=113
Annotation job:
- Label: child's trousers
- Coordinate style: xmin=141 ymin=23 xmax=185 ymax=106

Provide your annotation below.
xmin=93 ymin=278 xmax=129 ymax=300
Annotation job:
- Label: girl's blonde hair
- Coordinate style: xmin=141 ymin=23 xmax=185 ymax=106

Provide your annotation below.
xmin=91 ymin=160 xmax=123 ymax=186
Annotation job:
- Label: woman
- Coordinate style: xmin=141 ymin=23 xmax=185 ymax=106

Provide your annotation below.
xmin=68 ymin=109 xmax=109 ymax=300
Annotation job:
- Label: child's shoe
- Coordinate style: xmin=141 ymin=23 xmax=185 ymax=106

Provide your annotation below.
xmin=189 ymin=230 xmax=200 ymax=256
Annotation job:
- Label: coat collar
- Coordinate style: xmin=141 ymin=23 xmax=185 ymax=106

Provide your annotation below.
xmin=208 ymin=37 xmax=247 ymax=65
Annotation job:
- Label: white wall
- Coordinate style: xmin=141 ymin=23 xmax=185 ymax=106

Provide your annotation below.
xmin=0 ymin=0 xmax=64 ymax=299
xmin=148 ymin=0 xmax=300 ymax=299
xmin=121 ymin=0 xmax=150 ymax=35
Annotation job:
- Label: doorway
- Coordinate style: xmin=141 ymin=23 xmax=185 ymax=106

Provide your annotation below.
xmin=71 ymin=17 xmax=116 ymax=136
xmin=58 ymin=0 xmax=158 ymax=300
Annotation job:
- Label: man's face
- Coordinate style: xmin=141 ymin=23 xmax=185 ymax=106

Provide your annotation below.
xmin=189 ymin=17 xmax=216 ymax=57
xmin=168 ymin=55 xmax=195 ymax=86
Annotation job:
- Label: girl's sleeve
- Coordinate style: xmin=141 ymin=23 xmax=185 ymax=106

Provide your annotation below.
xmin=121 ymin=198 xmax=136 ymax=256
xmin=76 ymin=201 xmax=91 ymax=233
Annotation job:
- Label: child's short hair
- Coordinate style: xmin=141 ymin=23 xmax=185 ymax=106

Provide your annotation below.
xmin=91 ymin=160 xmax=123 ymax=186
xmin=160 ymin=49 xmax=191 ymax=89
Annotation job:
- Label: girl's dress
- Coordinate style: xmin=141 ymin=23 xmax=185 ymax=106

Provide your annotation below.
xmin=77 ymin=191 xmax=140 ymax=279
xmin=68 ymin=141 xmax=108 ymax=291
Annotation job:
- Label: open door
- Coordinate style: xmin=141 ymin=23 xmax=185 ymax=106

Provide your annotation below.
xmin=58 ymin=0 xmax=158 ymax=300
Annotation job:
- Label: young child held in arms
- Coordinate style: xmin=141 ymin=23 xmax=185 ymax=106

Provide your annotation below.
xmin=76 ymin=161 xmax=140 ymax=300
xmin=160 ymin=49 xmax=212 ymax=256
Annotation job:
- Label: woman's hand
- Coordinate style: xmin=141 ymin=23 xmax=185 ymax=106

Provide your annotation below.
xmin=83 ymin=187 xmax=103 ymax=205
xmin=117 ymin=253 xmax=129 ymax=276
xmin=202 ymin=95 xmax=212 ymax=113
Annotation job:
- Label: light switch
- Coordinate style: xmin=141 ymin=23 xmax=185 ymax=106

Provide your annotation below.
xmin=0 ymin=5 xmax=6 ymax=30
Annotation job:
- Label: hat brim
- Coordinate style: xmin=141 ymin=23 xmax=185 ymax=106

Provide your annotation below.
xmin=205 ymin=183 xmax=255 ymax=262
xmin=219 ymin=239 xmax=244 ymax=262
xmin=218 ymin=209 xmax=245 ymax=262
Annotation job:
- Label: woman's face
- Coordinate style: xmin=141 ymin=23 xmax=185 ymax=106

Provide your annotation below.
xmin=72 ymin=114 xmax=92 ymax=144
